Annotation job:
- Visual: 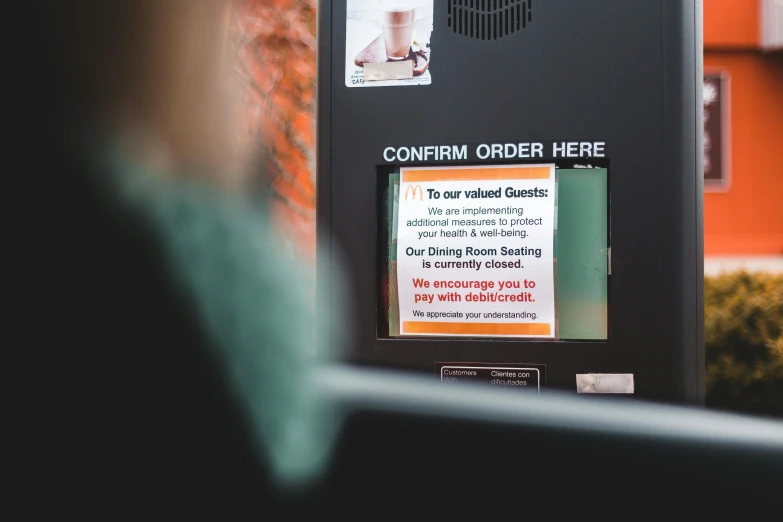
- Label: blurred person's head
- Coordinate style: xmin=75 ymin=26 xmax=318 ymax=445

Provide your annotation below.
xmin=45 ymin=0 xmax=244 ymax=184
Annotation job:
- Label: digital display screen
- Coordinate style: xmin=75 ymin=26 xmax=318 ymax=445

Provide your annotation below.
xmin=378 ymin=162 xmax=609 ymax=340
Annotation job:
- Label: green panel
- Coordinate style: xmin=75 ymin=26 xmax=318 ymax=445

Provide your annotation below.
xmin=388 ymin=172 xmax=400 ymax=335
xmin=555 ymin=169 xmax=609 ymax=340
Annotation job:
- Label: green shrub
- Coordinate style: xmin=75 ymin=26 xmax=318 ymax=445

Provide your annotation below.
xmin=705 ymin=271 xmax=783 ymax=417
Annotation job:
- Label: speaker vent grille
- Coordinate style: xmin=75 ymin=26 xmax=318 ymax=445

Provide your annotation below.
xmin=448 ymin=0 xmax=532 ymax=40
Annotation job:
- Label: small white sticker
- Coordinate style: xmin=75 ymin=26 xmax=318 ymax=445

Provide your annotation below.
xmin=576 ymin=374 xmax=635 ymax=394
xmin=346 ymin=0 xmax=433 ymax=88
xmin=364 ymin=60 xmax=414 ymax=81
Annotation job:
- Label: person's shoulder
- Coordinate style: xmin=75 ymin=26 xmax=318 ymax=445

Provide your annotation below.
xmin=114 ymin=168 xmax=345 ymax=484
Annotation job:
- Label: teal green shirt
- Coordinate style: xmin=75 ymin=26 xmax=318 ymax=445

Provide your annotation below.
xmin=99 ymin=146 xmax=345 ymax=487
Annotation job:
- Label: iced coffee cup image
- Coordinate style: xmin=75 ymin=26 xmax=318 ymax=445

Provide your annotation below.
xmin=381 ymin=0 xmax=417 ymax=60
xmin=346 ymin=0 xmax=433 ymax=85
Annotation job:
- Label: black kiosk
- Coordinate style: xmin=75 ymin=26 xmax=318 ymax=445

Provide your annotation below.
xmin=317 ymin=0 xmax=704 ymax=405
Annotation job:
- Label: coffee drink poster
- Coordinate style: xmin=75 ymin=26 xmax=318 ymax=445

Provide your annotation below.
xmin=346 ymin=0 xmax=433 ymax=88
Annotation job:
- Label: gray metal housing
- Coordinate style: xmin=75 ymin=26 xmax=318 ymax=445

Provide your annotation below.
xmin=317 ymin=0 xmax=704 ymax=404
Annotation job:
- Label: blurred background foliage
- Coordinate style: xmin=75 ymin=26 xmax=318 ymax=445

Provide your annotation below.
xmin=227 ymin=1 xmax=782 ymax=417
xmin=229 ymin=0 xmax=317 ymax=262
xmin=705 ymin=272 xmax=783 ymax=417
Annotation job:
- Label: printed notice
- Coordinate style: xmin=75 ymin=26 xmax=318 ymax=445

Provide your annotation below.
xmin=396 ymin=164 xmax=556 ymax=338
xmin=346 ymin=0 xmax=433 ymax=88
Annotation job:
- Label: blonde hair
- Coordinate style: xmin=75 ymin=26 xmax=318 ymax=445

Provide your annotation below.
xmin=49 ymin=1 xmax=245 ymax=184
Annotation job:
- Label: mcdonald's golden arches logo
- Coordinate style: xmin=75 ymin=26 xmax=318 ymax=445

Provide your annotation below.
xmin=404 ymin=184 xmax=424 ymax=201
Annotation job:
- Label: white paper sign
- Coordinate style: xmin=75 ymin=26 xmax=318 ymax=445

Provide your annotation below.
xmin=345 ymin=0 xmax=433 ymax=88
xmin=396 ymin=164 xmax=556 ymax=338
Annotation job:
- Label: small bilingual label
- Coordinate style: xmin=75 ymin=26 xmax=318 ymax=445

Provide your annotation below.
xmin=435 ymin=362 xmax=545 ymax=393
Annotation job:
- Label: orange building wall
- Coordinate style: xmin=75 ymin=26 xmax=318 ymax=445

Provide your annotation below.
xmin=703 ymin=53 xmax=783 ymax=255
xmin=704 ymin=0 xmax=760 ymax=48
xmin=703 ymin=0 xmax=783 ymax=256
